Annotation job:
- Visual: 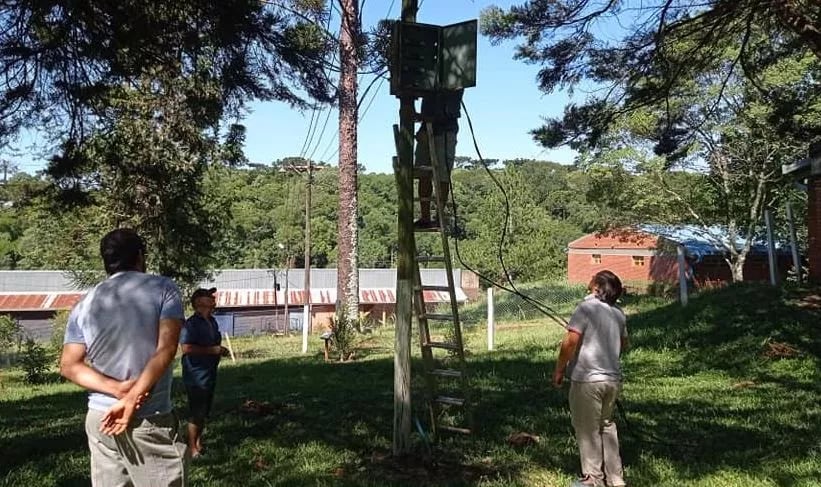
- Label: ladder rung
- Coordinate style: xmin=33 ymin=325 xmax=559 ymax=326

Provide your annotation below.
xmin=414 ymin=225 xmax=441 ymax=233
xmin=430 ymin=368 xmax=462 ymax=378
xmin=413 ymin=167 xmax=434 ymax=178
xmin=416 ymin=285 xmax=451 ymax=292
xmin=423 ymin=341 xmax=461 ymax=351
xmin=417 ymin=255 xmax=445 ymax=263
xmin=413 ymin=197 xmax=432 ymax=202
xmin=437 ymin=425 xmax=472 ymax=435
xmin=434 ymin=396 xmax=465 ymax=407
xmin=422 ymin=313 xmax=455 ymax=321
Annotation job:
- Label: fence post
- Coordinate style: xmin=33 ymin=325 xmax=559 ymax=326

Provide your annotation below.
xmin=787 ymin=201 xmax=802 ymax=284
xmin=765 ymin=209 xmax=778 ymax=286
xmin=677 ymin=245 xmax=688 ymax=307
xmin=487 ymin=287 xmax=495 ymax=351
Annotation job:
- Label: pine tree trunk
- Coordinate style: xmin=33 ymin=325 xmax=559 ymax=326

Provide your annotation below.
xmin=337 ymin=0 xmax=360 ymax=321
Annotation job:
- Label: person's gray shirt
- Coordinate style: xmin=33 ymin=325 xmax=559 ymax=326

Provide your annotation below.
xmin=567 ymin=295 xmax=627 ymax=382
xmin=64 ymin=271 xmax=184 ymax=417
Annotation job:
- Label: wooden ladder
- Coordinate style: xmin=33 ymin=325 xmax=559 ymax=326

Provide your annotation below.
xmin=413 ymin=121 xmax=471 ymax=437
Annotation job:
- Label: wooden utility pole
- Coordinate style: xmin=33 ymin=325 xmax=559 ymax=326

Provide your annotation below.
xmin=337 ymin=0 xmax=360 ymax=320
xmin=392 ymin=0 xmax=418 ymax=457
xmin=283 ymin=160 xmax=321 ymax=350
xmin=302 ymin=160 xmax=312 ymax=354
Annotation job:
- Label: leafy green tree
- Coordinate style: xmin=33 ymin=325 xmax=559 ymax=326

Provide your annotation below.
xmin=451 ymin=163 xmax=585 ymax=283
xmin=0 ymin=173 xmax=48 ymax=268
xmin=0 ymin=1 xmax=333 ymax=146
xmin=481 ymin=1 xmax=821 ymax=150
xmin=576 ymin=38 xmax=817 ymax=281
xmin=0 ymin=1 xmax=336 ymax=286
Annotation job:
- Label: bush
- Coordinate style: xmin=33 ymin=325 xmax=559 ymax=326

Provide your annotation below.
xmin=0 ymin=315 xmax=22 ymax=366
xmin=0 ymin=315 xmax=22 ymax=349
xmin=20 ymin=339 xmax=50 ymax=384
xmin=328 ymin=313 xmax=358 ymax=361
xmin=50 ymin=310 xmax=70 ymax=354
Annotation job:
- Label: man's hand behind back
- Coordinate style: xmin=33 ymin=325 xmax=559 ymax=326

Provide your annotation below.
xmin=100 ymin=395 xmax=138 ymax=436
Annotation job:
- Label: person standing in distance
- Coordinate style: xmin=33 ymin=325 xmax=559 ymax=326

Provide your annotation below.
xmin=553 ymin=270 xmax=629 ymax=487
xmin=180 ymin=287 xmax=225 ymax=458
xmin=60 ymin=228 xmax=188 ymax=486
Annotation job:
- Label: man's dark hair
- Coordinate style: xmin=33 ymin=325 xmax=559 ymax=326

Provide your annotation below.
xmin=589 ymin=270 xmax=623 ymax=305
xmin=100 ymin=228 xmax=146 ymax=275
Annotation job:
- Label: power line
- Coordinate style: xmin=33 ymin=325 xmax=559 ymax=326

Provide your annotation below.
xmin=315 ymin=0 xmax=394 ymax=167
xmin=299 ymin=4 xmax=337 ymax=160
xmin=452 ymin=101 xmax=569 ymax=329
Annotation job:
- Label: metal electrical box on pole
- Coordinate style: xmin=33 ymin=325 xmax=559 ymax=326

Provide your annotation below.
xmin=390 ymin=20 xmax=478 ymax=96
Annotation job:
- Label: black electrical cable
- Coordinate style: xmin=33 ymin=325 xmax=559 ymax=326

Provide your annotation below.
xmin=446 ymin=101 xmax=569 ymax=329
xmin=448 ymin=105 xmax=705 ymax=453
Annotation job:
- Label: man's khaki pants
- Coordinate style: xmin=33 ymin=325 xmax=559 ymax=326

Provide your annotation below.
xmin=85 ymin=409 xmax=189 ymax=487
xmin=569 ymin=381 xmax=625 ymax=487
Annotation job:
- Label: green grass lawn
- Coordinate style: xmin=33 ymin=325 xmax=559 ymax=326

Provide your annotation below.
xmin=1 ymin=284 xmax=820 ymax=486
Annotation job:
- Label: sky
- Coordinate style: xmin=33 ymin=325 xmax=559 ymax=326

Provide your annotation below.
xmin=242 ymin=0 xmax=577 ymax=173
xmin=8 ymin=0 xmax=580 ymax=175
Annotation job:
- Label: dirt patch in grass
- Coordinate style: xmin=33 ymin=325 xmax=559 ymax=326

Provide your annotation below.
xmin=762 ymin=340 xmax=801 ymax=359
xmin=356 ymin=449 xmax=505 ymax=486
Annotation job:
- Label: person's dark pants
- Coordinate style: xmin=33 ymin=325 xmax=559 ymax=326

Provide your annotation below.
xmin=185 ymin=385 xmax=215 ymax=427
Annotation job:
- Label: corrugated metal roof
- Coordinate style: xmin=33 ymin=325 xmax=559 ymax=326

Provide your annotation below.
xmin=213 ymin=287 xmax=465 ymax=308
xmin=201 ymin=268 xmax=460 ymax=291
xmin=639 ymin=225 xmax=790 ymax=258
xmin=0 ymin=271 xmax=86 ymax=292
xmin=0 ymin=293 xmax=83 ymax=311
xmin=0 ymin=268 xmax=463 ymax=293
xmin=0 ymin=269 xmax=468 ymax=311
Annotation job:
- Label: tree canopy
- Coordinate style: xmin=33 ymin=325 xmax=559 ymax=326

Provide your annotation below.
xmin=481 ymin=1 xmax=821 ymax=151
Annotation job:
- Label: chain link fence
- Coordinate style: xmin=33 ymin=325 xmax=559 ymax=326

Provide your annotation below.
xmin=452 ymin=279 xmax=661 ymax=329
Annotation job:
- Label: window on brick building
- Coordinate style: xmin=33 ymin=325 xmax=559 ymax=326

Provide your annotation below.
xmin=592 ymin=254 xmax=602 ymax=264
xmin=632 ymin=256 xmax=646 ymax=267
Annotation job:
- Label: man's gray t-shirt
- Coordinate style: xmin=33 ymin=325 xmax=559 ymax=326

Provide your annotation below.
xmin=64 ymin=271 xmax=184 ymax=417
xmin=567 ymin=295 xmax=627 ymax=382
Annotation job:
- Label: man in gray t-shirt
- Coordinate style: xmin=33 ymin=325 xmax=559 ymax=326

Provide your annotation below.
xmin=553 ymin=271 xmax=629 ymax=487
xmin=60 ymin=228 xmax=188 ymax=486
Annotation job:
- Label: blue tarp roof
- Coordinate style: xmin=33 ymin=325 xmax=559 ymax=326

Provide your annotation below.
xmin=638 ymin=224 xmax=788 ymax=259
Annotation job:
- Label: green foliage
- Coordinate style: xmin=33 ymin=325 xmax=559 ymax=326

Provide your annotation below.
xmin=450 ymin=161 xmax=586 ymax=282
xmin=0 ymin=0 xmax=341 ymax=287
xmin=19 ymin=339 xmax=49 ymax=384
xmin=0 ymin=314 xmax=21 ymax=354
xmin=0 ymin=1 xmax=334 ymax=148
xmin=49 ymin=310 xmax=70 ymax=354
xmin=481 ymin=2 xmax=821 ymax=152
xmin=328 ymin=312 xmax=358 ymax=361
xmin=6 ymin=157 xmax=616 ymax=285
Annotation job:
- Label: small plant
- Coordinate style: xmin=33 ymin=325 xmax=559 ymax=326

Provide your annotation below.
xmin=20 ymin=339 xmax=50 ymax=384
xmin=50 ymin=310 xmax=70 ymax=355
xmin=0 ymin=315 xmax=22 ymax=366
xmin=0 ymin=315 xmax=21 ymax=349
xmin=328 ymin=312 xmax=358 ymax=361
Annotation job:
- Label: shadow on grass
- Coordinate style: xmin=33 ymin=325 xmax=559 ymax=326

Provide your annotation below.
xmin=1 ymin=284 xmax=819 ymax=486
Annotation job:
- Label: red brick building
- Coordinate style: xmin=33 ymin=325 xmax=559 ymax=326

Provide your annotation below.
xmin=567 ymin=226 xmax=793 ymax=289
